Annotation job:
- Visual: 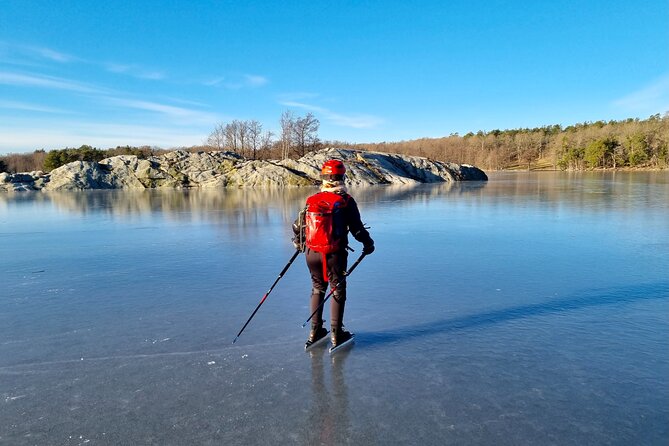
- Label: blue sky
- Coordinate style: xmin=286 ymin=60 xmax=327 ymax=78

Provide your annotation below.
xmin=0 ymin=0 xmax=667 ymax=154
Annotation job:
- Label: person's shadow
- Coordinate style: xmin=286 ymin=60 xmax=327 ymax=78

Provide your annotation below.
xmin=355 ymin=281 xmax=669 ymax=349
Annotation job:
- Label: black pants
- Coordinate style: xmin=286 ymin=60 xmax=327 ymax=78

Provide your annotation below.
xmin=305 ymin=248 xmax=348 ymax=329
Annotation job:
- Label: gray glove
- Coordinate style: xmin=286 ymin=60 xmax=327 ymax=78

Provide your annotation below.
xmin=292 ymin=236 xmax=305 ymax=252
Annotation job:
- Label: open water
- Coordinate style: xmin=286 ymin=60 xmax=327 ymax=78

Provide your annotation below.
xmin=1 ymin=172 xmax=668 ymax=445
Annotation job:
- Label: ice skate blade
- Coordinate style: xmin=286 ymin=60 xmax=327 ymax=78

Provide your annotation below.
xmin=329 ymin=334 xmax=355 ymax=354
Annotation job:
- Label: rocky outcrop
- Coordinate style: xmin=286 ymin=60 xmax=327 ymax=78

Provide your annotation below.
xmin=0 ymin=148 xmax=487 ymax=191
xmin=0 ymin=171 xmax=50 ymax=191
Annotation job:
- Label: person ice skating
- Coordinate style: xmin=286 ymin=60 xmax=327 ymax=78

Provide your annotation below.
xmin=293 ymin=159 xmax=374 ymax=351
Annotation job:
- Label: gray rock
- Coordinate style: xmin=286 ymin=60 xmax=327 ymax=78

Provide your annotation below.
xmin=0 ymin=170 xmax=49 ymax=192
xmin=3 ymin=148 xmax=487 ymax=191
xmin=223 ymin=160 xmax=317 ymax=187
xmin=44 ymin=161 xmax=114 ymax=191
xmin=295 ymin=149 xmax=488 ymax=185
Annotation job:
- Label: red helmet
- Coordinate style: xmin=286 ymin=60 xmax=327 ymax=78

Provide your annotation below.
xmin=321 ymin=159 xmax=346 ymax=178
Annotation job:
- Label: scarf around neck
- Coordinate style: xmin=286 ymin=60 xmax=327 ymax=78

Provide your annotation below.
xmin=320 ymin=181 xmax=347 ymax=194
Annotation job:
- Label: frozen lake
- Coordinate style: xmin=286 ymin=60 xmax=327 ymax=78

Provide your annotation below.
xmin=1 ymin=172 xmax=668 ymax=445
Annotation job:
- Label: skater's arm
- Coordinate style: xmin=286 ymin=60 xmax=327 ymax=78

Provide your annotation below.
xmin=346 ymin=197 xmax=374 ymax=253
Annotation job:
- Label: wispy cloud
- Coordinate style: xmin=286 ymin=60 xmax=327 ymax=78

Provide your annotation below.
xmin=244 ymin=74 xmax=268 ymax=87
xmin=203 ymin=74 xmax=269 ymax=89
xmin=0 ymin=119 xmax=208 ymax=152
xmin=277 ymin=92 xmax=320 ymax=101
xmin=0 ymin=71 xmax=108 ymax=94
xmin=104 ymin=97 xmax=220 ymax=125
xmin=280 ymin=100 xmax=384 ymax=129
xmin=202 ymin=76 xmax=226 ymax=87
xmin=2 ymin=41 xmax=168 ymax=82
xmin=0 ymin=72 xmax=212 ymax=122
xmin=0 ymin=41 xmax=76 ymax=63
xmin=30 ymin=46 xmax=75 ymax=63
xmin=104 ymin=62 xmax=167 ymax=80
xmin=0 ymin=99 xmax=71 ymax=114
xmin=613 ymin=75 xmax=669 ymax=113
xmin=159 ymin=96 xmax=210 ymax=108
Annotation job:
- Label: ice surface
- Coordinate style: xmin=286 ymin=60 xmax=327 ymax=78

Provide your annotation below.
xmin=1 ymin=172 xmax=668 ymax=445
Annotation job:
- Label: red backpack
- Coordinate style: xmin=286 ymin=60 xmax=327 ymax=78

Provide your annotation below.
xmin=304 ymin=191 xmax=349 ymax=253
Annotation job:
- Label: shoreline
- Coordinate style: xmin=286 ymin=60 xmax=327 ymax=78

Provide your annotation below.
xmin=490 ymin=166 xmax=668 ymax=172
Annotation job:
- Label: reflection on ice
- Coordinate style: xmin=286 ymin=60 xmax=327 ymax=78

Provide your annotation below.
xmin=1 ymin=180 xmax=487 ymax=218
xmin=304 ymin=347 xmax=352 ymax=446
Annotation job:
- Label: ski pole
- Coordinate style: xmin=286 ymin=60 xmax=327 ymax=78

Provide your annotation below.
xmin=301 ymin=252 xmax=367 ymax=328
xmin=232 ymin=249 xmax=301 ymax=344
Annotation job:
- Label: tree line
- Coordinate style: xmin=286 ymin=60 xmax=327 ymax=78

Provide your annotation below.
xmin=342 ymin=113 xmax=668 ymax=170
xmin=1 ymin=112 xmax=666 ymax=174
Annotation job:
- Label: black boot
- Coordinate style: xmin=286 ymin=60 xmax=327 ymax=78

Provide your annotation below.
xmin=330 ymin=326 xmax=353 ymax=348
xmin=305 ymin=324 xmax=328 ymax=349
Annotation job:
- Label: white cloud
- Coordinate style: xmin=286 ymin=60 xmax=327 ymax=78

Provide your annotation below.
xmin=159 ymin=96 xmax=210 ymax=108
xmin=613 ymin=75 xmax=669 ymax=113
xmin=0 ymin=119 xmax=208 ymax=152
xmin=327 ymin=112 xmax=384 ymax=129
xmin=104 ymin=62 xmax=166 ymax=80
xmin=0 ymin=72 xmax=216 ymax=123
xmin=0 ymin=41 xmax=76 ymax=63
xmin=0 ymin=42 xmax=167 ymax=85
xmin=30 ymin=46 xmax=75 ymax=63
xmin=244 ymin=74 xmax=268 ymax=87
xmin=202 ymin=76 xmax=226 ymax=87
xmin=104 ymin=97 xmax=220 ymax=125
xmin=203 ymin=74 xmax=268 ymax=89
xmin=277 ymin=92 xmax=320 ymax=101
xmin=0 ymin=71 xmax=108 ymax=94
xmin=137 ymin=71 xmax=166 ymax=80
xmin=0 ymin=100 xmax=71 ymax=114
xmin=279 ymin=100 xmax=383 ymax=129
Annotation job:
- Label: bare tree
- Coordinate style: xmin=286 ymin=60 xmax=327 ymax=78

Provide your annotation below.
xmin=206 ymin=123 xmax=226 ymax=150
xmin=280 ymin=111 xmax=295 ymax=160
xmin=225 ymin=121 xmax=240 ymax=154
xmin=260 ymin=130 xmax=275 ymax=159
xmin=238 ymin=120 xmax=250 ymax=158
xmin=292 ymin=112 xmax=320 ymax=157
xmin=207 ymin=119 xmax=277 ymax=159
xmin=247 ymin=120 xmax=263 ymax=160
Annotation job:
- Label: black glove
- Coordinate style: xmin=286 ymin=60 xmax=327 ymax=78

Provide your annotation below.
xmin=292 ymin=236 xmax=305 ymax=252
xmin=292 ymin=211 xmax=306 ymax=252
xmin=362 ymin=243 xmax=375 ymax=255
